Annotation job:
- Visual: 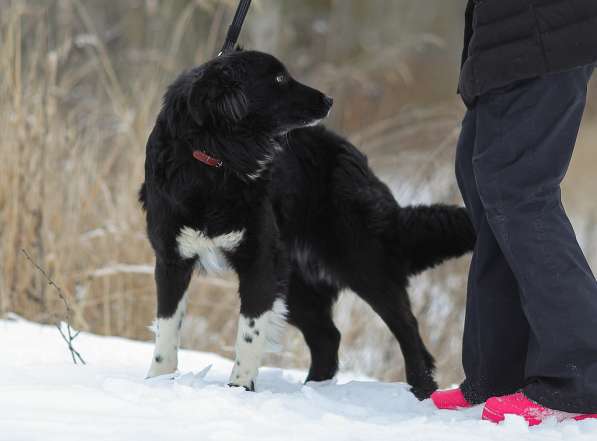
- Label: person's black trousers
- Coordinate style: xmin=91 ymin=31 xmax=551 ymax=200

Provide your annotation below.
xmin=455 ymin=65 xmax=597 ymax=413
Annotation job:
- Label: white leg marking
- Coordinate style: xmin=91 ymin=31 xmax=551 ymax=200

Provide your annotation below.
xmin=146 ymin=293 xmax=187 ymax=378
xmin=229 ymin=298 xmax=287 ymax=389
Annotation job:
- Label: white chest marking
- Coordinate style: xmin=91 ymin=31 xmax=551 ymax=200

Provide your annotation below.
xmin=176 ymin=227 xmax=245 ymax=275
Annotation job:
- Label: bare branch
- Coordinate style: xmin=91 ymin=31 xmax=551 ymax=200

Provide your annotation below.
xmin=21 ymin=249 xmax=86 ymax=365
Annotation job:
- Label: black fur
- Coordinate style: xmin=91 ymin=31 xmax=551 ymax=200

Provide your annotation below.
xmin=140 ymin=50 xmax=475 ymax=399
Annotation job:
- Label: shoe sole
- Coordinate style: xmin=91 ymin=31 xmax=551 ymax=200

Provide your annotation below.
xmin=483 ymin=407 xmax=597 ymax=426
xmin=482 ymin=406 xmax=505 ymax=424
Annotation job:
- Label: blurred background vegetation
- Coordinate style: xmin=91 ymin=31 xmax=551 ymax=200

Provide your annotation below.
xmin=1 ymin=0 xmax=596 ymax=386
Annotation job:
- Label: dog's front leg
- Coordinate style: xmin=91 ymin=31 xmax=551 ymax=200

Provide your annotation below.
xmin=228 ymin=270 xmax=287 ymax=391
xmin=146 ymin=259 xmax=194 ymax=378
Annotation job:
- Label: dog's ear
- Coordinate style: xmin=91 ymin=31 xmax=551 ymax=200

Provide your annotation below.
xmin=187 ymin=65 xmax=248 ymax=127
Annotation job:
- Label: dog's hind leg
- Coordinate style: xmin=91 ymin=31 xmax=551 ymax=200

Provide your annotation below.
xmin=286 ymin=271 xmax=341 ymax=383
xmin=397 ymin=204 xmax=476 ymax=275
xmin=146 ymin=259 xmax=193 ymax=378
xmin=351 ymin=278 xmax=437 ymax=400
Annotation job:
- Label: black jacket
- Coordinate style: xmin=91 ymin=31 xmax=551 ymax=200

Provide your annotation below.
xmin=459 ymin=0 xmax=597 ymax=105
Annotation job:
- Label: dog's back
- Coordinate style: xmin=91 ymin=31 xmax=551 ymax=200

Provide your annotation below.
xmin=273 ymin=126 xmax=475 ymax=280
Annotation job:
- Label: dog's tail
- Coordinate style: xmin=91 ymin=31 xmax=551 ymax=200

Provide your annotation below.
xmin=396 ymin=204 xmax=476 ymax=275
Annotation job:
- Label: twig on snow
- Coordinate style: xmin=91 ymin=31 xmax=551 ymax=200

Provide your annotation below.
xmin=21 ymin=249 xmax=86 ymax=365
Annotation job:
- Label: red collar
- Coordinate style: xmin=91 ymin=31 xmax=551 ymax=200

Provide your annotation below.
xmin=193 ymin=150 xmax=223 ymax=168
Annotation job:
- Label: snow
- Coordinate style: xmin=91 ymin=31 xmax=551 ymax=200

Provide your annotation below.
xmin=1 ymin=318 xmax=596 ymax=441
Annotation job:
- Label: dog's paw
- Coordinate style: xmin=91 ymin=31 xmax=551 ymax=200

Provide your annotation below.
xmin=145 ymin=355 xmax=178 ymax=378
xmin=228 ymin=381 xmax=255 ymax=392
xmin=229 ymin=361 xmax=258 ymax=392
xmin=410 ymin=384 xmax=437 ymax=401
xmin=305 ymin=368 xmax=337 ymax=384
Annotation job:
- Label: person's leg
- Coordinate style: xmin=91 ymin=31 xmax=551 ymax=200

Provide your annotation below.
xmin=455 ymin=109 xmax=529 ymax=405
xmin=473 ymin=66 xmax=597 ymax=413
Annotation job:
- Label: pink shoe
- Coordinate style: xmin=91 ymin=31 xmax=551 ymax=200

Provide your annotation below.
xmin=482 ymin=392 xmax=597 ymax=426
xmin=431 ymin=388 xmax=473 ymax=410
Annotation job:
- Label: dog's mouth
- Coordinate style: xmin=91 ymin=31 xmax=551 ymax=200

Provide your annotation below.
xmin=276 ymin=114 xmax=329 ymax=134
xmin=275 ymin=100 xmax=332 ymax=134
xmin=285 ymin=117 xmax=323 ymax=132
xmin=304 ymin=118 xmax=323 ymax=127
xmin=301 ymin=105 xmax=333 ymax=128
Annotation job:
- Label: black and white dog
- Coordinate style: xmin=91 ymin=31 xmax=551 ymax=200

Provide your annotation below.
xmin=139 ymin=50 xmax=475 ymax=399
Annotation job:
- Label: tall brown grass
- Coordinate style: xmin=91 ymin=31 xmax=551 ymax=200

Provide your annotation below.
xmin=2 ymin=0 xmax=595 ymax=387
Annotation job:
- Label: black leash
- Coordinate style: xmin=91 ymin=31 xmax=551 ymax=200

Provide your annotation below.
xmin=218 ymin=0 xmax=252 ymax=56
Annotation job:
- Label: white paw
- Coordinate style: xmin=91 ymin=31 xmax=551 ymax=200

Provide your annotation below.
xmin=146 ymin=354 xmax=177 ymax=378
xmin=228 ymin=362 xmax=257 ymax=391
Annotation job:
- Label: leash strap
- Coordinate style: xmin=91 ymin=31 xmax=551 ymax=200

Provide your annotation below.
xmin=199 ymin=0 xmax=251 ymax=170
xmin=219 ymin=0 xmax=252 ymax=56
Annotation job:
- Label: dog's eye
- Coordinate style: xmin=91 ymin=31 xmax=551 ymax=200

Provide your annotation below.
xmin=275 ymin=74 xmax=287 ymax=85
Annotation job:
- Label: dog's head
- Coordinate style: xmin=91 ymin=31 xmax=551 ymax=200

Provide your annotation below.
xmin=185 ymin=50 xmax=332 ymax=135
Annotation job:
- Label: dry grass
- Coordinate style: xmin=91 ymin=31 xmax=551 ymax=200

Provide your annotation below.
xmin=2 ymin=0 xmax=595 ymax=387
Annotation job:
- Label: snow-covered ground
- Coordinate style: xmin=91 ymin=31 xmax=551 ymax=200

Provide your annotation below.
xmin=1 ymin=318 xmax=596 ymax=441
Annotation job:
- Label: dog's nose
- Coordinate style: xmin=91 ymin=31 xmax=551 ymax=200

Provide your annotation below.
xmin=323 ymin=95 xmax=334 ymax=108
